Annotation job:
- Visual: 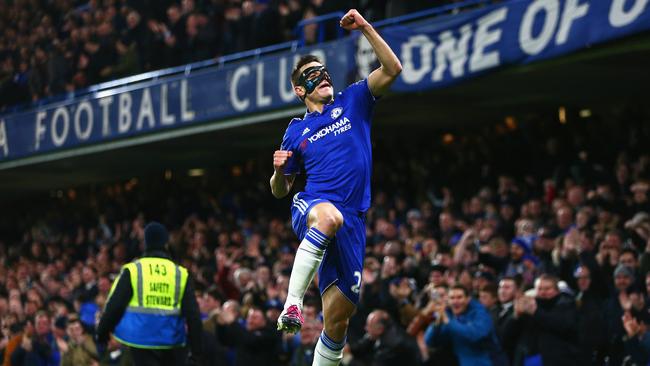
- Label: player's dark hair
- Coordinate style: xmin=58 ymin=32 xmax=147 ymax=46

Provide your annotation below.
xmin=291 ymin=55 xmax=323 ymax=86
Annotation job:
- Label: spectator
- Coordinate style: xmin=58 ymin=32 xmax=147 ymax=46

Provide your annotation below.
xmin=504 ymin=238 xmax=537 ymax=286
xmin=200 ymin=308 xmax=229 ymax=366
xmin=60 ymin=315 xmax=98 ymax=366
xmin=0 ymin=101 xmax=649 ymax=366
xmin=77 ymin=267 xmax=99 ymax=302
xmin=199 ymin=287 xmax=225 ymax=320
xmin=10 ymin=311 xmax=61 ymax=366
xmin=604 ymin=264 xmax=637 ymax=364
xmin=573 ymin=265 xmax=606 ymax=365
xmin=290 ymin=318 xmax=322 ymax=366
xmin=622 ymin=310 xmax=650 ymax=365
xmin=99 ymin=38 xmax=140 ymax=80
xmin=424 ymin=285 xmax=503 ymax=366
xmin=0 ymin=0 xmax=492 ymax=111
xmin=349 ymin=310 xmax=420 ymax=366
xmin=407 ymin=284 xmax=457 ymax=365
xmin=495 ymin=276 xmax=519 ymax=364
xmin=619 ymin=248 xmax=641 ymax=278
xmin=512 ymin=274 xmax=579 ymax=366
xmin=478 ymin=283 xmax=499 ymax=327
xmin=216 ymin=306 xmax=281 ymax=366
xmin=1 ymin=318 xmax=30 ymax=366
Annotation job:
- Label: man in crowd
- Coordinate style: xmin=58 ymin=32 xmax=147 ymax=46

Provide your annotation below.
xmin=512 ymin=274 xmax=579 ymax=366
xmin=11 ymin=312 xmax=60 ymax=366
xmin=349 ymin=310 xmax=420 ymax=366
xmin=60 ymin=315 xmax=99 ymax=366
xmin=216 ymin=306 xmax=281 ymax=366
xmin=495 ymin=276 xmax=519 ymax=363
xmin=424 ymin=285 xmax=503 ymax=366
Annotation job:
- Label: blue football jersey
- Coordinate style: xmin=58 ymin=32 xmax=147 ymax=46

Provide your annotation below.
xmin=280 ymin=79 xmax=376 ymax=212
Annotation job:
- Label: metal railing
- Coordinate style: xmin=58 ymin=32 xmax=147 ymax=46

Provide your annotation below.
xmin=373 ymin=0 xmax=491 ymax=28
xmin=296 ymin=12 xmax=346 ymax=47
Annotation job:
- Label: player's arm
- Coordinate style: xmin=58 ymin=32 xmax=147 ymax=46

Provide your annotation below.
xmin=270 ymin=150 xmax=296 ymax=198
xmin=340 ymin=9 xmax=402 ymax=97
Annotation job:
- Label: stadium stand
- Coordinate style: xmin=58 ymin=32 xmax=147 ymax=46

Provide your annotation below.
xmin=0 ymin=0 xmax=465 ymax=111
xmin=1 ymin=108 xmax=649 ymax=365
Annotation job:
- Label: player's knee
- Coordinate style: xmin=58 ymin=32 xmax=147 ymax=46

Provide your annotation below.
xmin=321 ymin=209 xmax=344 ymax=232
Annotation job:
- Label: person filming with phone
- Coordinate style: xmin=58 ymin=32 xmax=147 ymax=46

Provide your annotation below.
xmin=424 ymin=285 xmax=505 ymax=366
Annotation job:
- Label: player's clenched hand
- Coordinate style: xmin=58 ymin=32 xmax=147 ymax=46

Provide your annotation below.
xmin=273 ymin=150 xmax=293 ymax=173
xmin=340 ymin=9 xmax=369 ymax=31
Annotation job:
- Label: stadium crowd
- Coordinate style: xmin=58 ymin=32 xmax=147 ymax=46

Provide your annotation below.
xmin=0 ymin=109 xmax=648 ymax=365
xmin=0 ymin=0 xmax=470 ymax=111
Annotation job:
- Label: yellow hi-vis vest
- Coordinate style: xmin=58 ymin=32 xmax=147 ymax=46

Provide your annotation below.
xmin=110 ymin=257 xmax=188 ymax=349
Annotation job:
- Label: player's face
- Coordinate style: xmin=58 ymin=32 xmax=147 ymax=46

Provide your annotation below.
xmin=296 ymin=61 xmax=333 ymax=103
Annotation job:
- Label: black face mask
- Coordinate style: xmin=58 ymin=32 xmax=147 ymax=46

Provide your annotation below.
xmin=297 ymin=65 xmax=332 ymax=101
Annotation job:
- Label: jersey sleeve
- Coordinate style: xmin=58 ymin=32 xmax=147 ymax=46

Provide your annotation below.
xmin=342 ymin=79 xmax=376 ymax=120
xmin=280 ymin=127 xmax=301 ymax=175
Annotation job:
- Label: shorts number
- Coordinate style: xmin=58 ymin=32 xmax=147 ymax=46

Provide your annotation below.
xmin=351 ymin=271 xmax=361 ymax=294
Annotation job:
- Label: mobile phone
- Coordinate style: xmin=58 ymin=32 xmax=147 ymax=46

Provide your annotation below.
xmin=430 ymin=288 xmax=441 ymax=301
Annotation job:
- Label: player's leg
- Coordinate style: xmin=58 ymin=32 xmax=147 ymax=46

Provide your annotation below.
xmin=313 ymin=286 xmax=355 ymax=366
xmin=279 ymin=200 xmax=343 ymax=333
xmin=313 ymin=212 xmax=365 ymax=365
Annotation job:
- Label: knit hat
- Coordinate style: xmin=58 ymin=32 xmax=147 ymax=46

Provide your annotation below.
xmin=511 ymin=237 xmax=532 ymax=254
xmin=614 ymin=264 xmax=634 ymax=278
xmin=144 ymin=222 xmax=169 ymax=252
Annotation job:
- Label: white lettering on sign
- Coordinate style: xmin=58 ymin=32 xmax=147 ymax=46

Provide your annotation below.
xmin=401 ymin=7 xmax=508 ymax=84
xmin=35 ymin=111 xmax=47 ymax=150
xmin=0 ymin=119 xmax=8 ymax=156
xmin=432 ymin=25 xmax=472 ymax=82
xmin=556 ymin=0 xmax=590 ymax=45
xmin=74 ymin=101 xmax=93 ymax=141
xmin=256 ymin=62 xmax=272 ymax=107
xmin=136 ymin=88 xmax=155 ymax=130
xmin=99 ymin=96 xmax=113 ymax=137
xmin=118 ymin=92 xmax=132 ymax=134
xmin=160 ymin=84 xmax=175 ymax=126
xmin=51 ymin=107 xmax=70 ymax=147
xmin=181 ymin=80 xmax=195 ymax=122
xmin=519 ymin=0 xmax=560 ymax=56
xmin=230 ymin=66 xmax=251 ymax=111
xmin=609 ymin=0 xmax=648 ymax=27
xmin=470 ymin=7 xmax=508 ymax=72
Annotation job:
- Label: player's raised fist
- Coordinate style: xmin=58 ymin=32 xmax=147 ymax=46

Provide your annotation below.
xmin=340 ymin=9 xmax=369 ymax=31
xmin=273 ymin=150 xmax=293 ymax=172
